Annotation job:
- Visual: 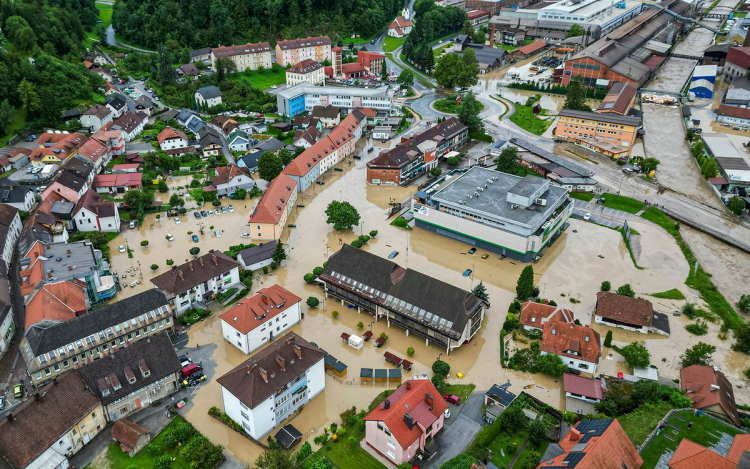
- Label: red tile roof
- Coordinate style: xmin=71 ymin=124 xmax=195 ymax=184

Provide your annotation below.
xmin=389 ymin=16 xmax=413 ymax=30
xmin=247 ymin=174 xmax=297 ymax=225
xmin=726 ymin=434 xmax=750 ymax=463
xmin=93 ymin=173 xmax=143 ymax=189
xmin=365 ymin=379 xmax=447 ymax=449
xmin=670 ymin=439 xmax=737 ymax=469
xmin=157 ymin=127 xmax=188 ymax=145
xmin=220 ymin=285 xmax=301 ymax=334
xmin=542 ymin=322 xmax=600 ymax=364
xmin=516 ymin=40 xmax=547 ymax=56
xmin=680 ymin=365 xmax=739 ymax=425
xmin=563 ymin=373 xmax=603 ymax=400
xmin=77 ymin=137 xmax=108 ymax=163
xmin=467 ymin=9 xmax=490 ymax=19
xmin=31 ymin=132 xmax=87 ymax=162
xmin=539 ymin=419 xmax=642 ymax=469
xmin=342 ymin=62 xmax=366 ymax=74
xmin=112 ymin=163 xmax=140 ymax=171
xmin=717 ymin=104 xmax=750 ymax=120
xmin=288 ymin=59 xmax=323 ymax=74
xmin=25 ymin=281 xmax=88 ymax=330
xmin=111 ymin=419 xmax=150 ymax=454
xmin=358 ymin=51 xmax=386 ymax=69
xmin=519 ymin=301 xmax=573 ymax=329
xmin=595 ymin=292 xmax=654 ymax=328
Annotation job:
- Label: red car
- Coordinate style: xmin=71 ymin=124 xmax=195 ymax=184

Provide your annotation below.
xmin=181 ymin=363 xmax=202 ymax=378
xmin=444 ymin=393 xmax=460 ymax=405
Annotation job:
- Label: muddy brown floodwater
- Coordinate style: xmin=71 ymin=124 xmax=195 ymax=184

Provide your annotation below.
xmin=109 ymin=143 xmax=747 ymax=465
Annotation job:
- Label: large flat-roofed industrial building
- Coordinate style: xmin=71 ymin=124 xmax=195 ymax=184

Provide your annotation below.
xmin=412 ymin=167 xmax=572 ymax=262
xmin=276 ymin=82 xmax=393 ymax=117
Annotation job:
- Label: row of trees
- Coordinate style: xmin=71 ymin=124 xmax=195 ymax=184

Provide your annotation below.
xmin=403 ymin=2 xmax=466 ymax=72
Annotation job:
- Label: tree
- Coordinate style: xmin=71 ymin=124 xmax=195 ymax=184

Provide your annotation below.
xmin=325 ymin=201 xmax=360 ymax=231
xmin=601 ymin=280 xmax=611 ymax=292
xmin=17 ymin=79 xmax=40 ymax=114
xmin=169 ymin=193 xmax=182 ymax=207
xmin=566 ymin=23 xmax=586 ymax=38
xmin=738 ymin=295 xmax=750 ymax=313
xmin=620 ymin=342 xmax=651 ymax=368
xmin=500 ymin=403 xmax=526 ymax=431
xmin=140 ymin=240 xmax=149 ymax=247
xmin=616 ymin=284 xmax=635 ymax=297
xmin=189 ymin=247 xmax=200 ymax=256
xmin=472 ymin=29 xmax=486 ymax=44
xmin=434 ymin=53 xmax=460 ymax=89
xmin=439 ymin=453 xmax=476 ymax=469
xmin=495 ymin=147 xmax=523 ymax=174
xmin=235 ymin=188 xmax=247 ymax=200
xmin=258 ymin=152 xmax=283 ymax=182
xmin=124 ymin=190 xmax=155 ymax=213
xmin=0 ymin=100 xmax=14 ymax=135
xmin=458 ymin=92 xmax=482 ymax=133
xmin=158 ymin=179 xmax=169 ymax=193
xmin=397 ymin=70 xmax=414 ymax=89
xmin=432 ymin=359 xmax=451 ymax=377
xmin=641 ymin=157 xmax=660 ymax=174
xmin=728 ymin=196 xmax=746 ymax=215
xmin=446 ymin=156 xmax=460 ymax=167
xmin=462 ymin=20 xmax=474 ymax=35
xmin=381 ymin=57 xmax=388 ymax=81
xmin=732 ymin=321 xmax=750 ymax=353
xmin=471 ymin=281 xmax=489 ymax=303
xmin=521 ymin=451 xmax=542 ymax=469
xmin=278 ymin=148 xmax=293 ymax=166
xmin=680 ymin=342 xmax=716 ymax=367
xmin=307 ymin=297 xmax=320 ymax=307
xmin=700 ymin=158 xmax=718 ymax=178
xmin=563 ymin=77 xmax=591 ymax=112
xmin=158 ymin=43 xmax=176 ymax=86
xmin=272 ymin=240 xmax=287 ymax=265
xmin=254 ymin=447 xmax=296 ymax=469
xmin=536 ymin=354 xmax=567 ymax=376
xmin=456 ymin=48 xmax=480 ymax=90
xmin=604 ymin=330 xmax=613 ymax=348
xmin=516 ymin=266 xmax=534 ymax=299
xmin=527 ymin=418 xmax=549 ymax=447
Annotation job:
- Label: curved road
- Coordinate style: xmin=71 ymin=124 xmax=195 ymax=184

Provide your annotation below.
xmin=106 ymin=25 xmax=156 ymax=54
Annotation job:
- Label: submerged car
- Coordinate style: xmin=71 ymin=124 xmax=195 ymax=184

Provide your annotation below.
xmin=192 ymin=235 xmax=199 ymax=243
xmin=119 ymin=245 xmax=126 ymax=253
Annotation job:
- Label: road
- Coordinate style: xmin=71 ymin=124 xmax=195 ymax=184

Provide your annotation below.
xmin=105 ymin=24 xmax=156 ymax=54
xmin=423 ymin=392 xmax=484 ymax=469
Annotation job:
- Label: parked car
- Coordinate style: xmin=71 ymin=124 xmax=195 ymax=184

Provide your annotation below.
xmin=175 ymin=217 xmax=181 ymax=224
xmin=316 ymin=181 xmax=325 ymax=185
xmin=178 ymin=354 xmax=192 ymax=368
xmin=119 ymin=245 xmax=126 ymax=253
xmin=192 ymin=235 xmax=199 ymax=243
xmin=129 ymin=220 xmax=137 ymax=229
xmin=467 ymin=247 xmax=476 ymax=254
xmin=166 ymin=234 xmax=175 ymax=241
xmin=0 ymin=395 xmax=5 ymax=409
xmin=13 ymin=383 xmax=23 ymax=399
xmin=181 ymin=363 xmax=203 ymax=378
xmin=228 ymin=205 xmax=234 ymax=212
xmin=444 ymin=394 xmax=460 ymax=405
xmin=583 ymin=213 xmax=591 ymax=221
xmin=194 ymin=211 xmax=201 ymax=219
xmin=221 ymin=206 xmax=228 ymax=213
xmin=240 ymin=232 xmax=251 ymax=238
xmin=622 ymin=167 xmax=633 ymax=175
xmin=388 ymin=251 xmax=399 ymax=259
xmin=297 ymin=204 xmax=306 ymax=208
xmin=462 ymin=269 xmax=472 ymax=277
xmin=200 ymin=210 xmax=208 ymax=217
xmin=214 ymin=230 xmax=222 ymax=238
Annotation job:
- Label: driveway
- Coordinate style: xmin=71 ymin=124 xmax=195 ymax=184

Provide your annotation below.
xmin=423 ymin=392 xmax=485 ymax=469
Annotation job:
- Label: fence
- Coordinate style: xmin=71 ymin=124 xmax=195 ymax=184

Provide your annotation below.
xmin=208 ymin=413 xmax=270 ymax=450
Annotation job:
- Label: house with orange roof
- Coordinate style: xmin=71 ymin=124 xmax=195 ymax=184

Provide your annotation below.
xmin=680 ymin=365 xmax=740 ymax=425
xmin=519 ymin=301 xmax=574 ymax=331
xmin=219 ymin=284 xmax=302 ymax=354
xmin=246 ymin=174 xmax=297 ymax=242
xmin=76 ymin=137 xmax=110 ymax=171
xmin=668 ymin=434 xmax=750 ymax=469
xmin=30 ymin=132 xmax=87 ymax=166
xmin=388 ymin=16 xmax=413 ymax=37
xmin=542 ymin=321 xmax=601 ymax=373
xmin=24 ymin=281 xmax=89 ymax=330
xmin=537 ymin=419 xmax=642 ymax=469
xmin=364 ymin=379 xmax=448 ymax=465
xmin=73 ymin=189 xmax=120 ymax=232
xmin=91 ymin=126 xmax=126 ymax=158
xmin=92 ymin=172 xmax=143 ymax=195
xmin=157 ymin=127 xmax=192 ymax=155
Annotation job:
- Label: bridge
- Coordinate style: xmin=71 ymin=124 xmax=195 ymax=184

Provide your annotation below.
xmin=645 ymin=2 xmax=723 ymax=33
xmin=638 ymin=88 xmax=684 ymax=98
xmin=671 ymin=53 xmax=703 ymax=60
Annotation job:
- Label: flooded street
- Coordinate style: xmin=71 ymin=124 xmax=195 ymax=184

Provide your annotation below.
xmin=641 ymin=103 xmax=724 ymax=209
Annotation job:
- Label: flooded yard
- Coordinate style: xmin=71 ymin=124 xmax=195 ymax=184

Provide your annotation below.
xmin=105 ymin=142 xmax=749 ymax=465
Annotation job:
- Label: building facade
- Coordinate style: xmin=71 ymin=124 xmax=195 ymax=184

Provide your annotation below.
xmin=286 ymin=59 xmax=326 ymax=86
xmin=555 ymin=109 xmax=640 ymax=153
xmin=276 ymin=83 xmax=393 ymax=117
xmin=211 ymin=42 xmax=273 ymax=72
xmin=246 ymin=174 xmax=298 ymax=242
xmin=0 ymin=205 xmax=22 ymax=266
xmin=275 ymin=36 xmax=332 ymax=66
xmin=542 ymin=322 xmax=601 ymax=374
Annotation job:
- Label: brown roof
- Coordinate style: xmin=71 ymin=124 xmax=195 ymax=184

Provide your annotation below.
xmin=216 ymin=332 xmax=325 ymax=409
xmin=212 ymin=164 xmax=250 ymax=186
xmin=157 ymin=127 xmax=188 ymax=145
xmin=247 ymin=174 xmax=297 ymax=225
xmin=542 ymin=322 xmax=600 ymax=364
xmin=342 ymin=62 xmax=365 ymax=74
xmin=519 ymin=301 xmax=573 ymax=329
xmin=717 ymin=104 xmax=750 ymax=120
xmin=0 ymin=204 xmax=19 ymax=228
xmin=25 ymin=281 xmax=88 ymax=330
xmin=540 ymin=419 xmax=642 ymax=468
xmin=311 ymin=105 xmax=341 ymax=119
xmin=595 ymin=292 xmax=654 ymax=327
xmin=75 ymin=189 xmax=117 ymax=218
xmin=596 ymin=82 xmax=636 ymax=115
xmin=77 ymin=137 xmax=108 ymax=163
xmin=276 ymin=36 xmax=331 ymax=50
xmin=84 ymin=103 xmax=112 ymax=119
xmin=212 ymin=42 xmax=272 ymax=58
xmin=680 ymin=365 xmax=739 ymax=425
xmin=111 ymin=419 xmax=150 ymax=453
xmin=113 ymin=111 xmax=146 ymax=133
xmin=288 ymin=59 xmax=323 ymax=74
xmin=364 ymin=379 xmax=447 ymax=449
xmin=220 ymin=285 xmax=301 ymax=334
xmin=0 ymin=371 xmax=101 ymax=468
xmin=150 ymin=250 xmax=240 ymax=295
xmin=516 ymin=39 xmax=547 ymax=56
xmin=563 ymin=373 xmax=603 ymax=400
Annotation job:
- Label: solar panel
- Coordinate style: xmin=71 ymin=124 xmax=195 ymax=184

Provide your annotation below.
xmin=562 ymin=452 xmax=586 ymax=468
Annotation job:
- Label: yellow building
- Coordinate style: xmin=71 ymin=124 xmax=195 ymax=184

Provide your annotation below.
xmin=246 ymin=174 xmax=297 ymax=242
xmin=555 ymin=109 xmax=640 ymax=156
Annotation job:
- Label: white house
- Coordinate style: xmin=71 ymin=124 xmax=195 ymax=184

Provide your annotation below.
xmin=211 ymin=164 xmax=255 ymax=197
xmin=150 ymin=250 xmax=241 ymax=313
xmin=106 ymin=94 xmax=128 ymax=119
xmin=195 ymin=85 xmax=223 ymax=109
xmin=0 ymin=205 xmax=22 ymax=266
xmin=157 ymin=127 xmax=190 ymax=153
xmin=73 ymin=190 xmax=121 ymax=233
xmin=541 ymin=322 xmax=601 ymax=374
xmin=227 ymin=130 xmax=252 ymax=153
xmin=0 ymin=185 xmax=35 ymax=211
xmin=80 ymin=104 xmax=113 ymax=133
xmin=220 ymin=285 xmax=302 ymax=354
xmin=217 ymin=332 xmax=325 ymax=439
xmin=236 ymin=241 xmax=277 ymax=271
xmin=112 ymin=112 xmax=147 ymax=142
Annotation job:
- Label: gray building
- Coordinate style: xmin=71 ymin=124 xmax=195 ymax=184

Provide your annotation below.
xmin=413 ymin=167 xmax=572 ymax=262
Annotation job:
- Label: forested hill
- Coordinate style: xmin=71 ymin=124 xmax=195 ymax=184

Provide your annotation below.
xmin=112 ymin=0 xmax=402 ymax=49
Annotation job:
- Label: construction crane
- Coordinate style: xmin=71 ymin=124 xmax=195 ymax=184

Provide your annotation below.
xmin=640 ymin=1 xmax=723 ymax=34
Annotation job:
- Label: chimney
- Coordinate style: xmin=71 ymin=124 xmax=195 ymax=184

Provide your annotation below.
xmin=189 ymin=263 xmax=193 ymax=271
xmin=293 ymin=344 xmax=302 ymax=359
xmin=178 ymin=270 xmax=184 ymax=280
xmin=199 ymin=257 xmax=204 ymax=267
xmin=405 ymin=380 xmax=411 ymax=390
xmin=403 ymin=412 xmax=414 ymax=430
xmin=276 ymin=355 xmax=286 ymax=371
xmin=259 ymin=366 xmax=268 ymax=383
xmin=383 ymin=398 xmax=390 ymax=409
xmin=212 ymin=255 xmax=218 ymax=265
xmin=425 ymin=393 xmax=434 ymax=406
xmin=6 ymin=413 xmax=12 ymax=423
xmin=262 ymin=295 xmax=269 ymax=305
xmin=569 ymin=428 xmax=581 ymax=441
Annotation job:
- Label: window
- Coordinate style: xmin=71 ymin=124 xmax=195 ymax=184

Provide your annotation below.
xmin=53 ymin=364 xmax=61 ymax=372
xmin=386 ymin=450 xmax=396 ymax=460
xmin=45 ymin=368 xmax=51 ymax=376
xmin=63 ymin=360 xmax=69 ymax=368
xmin=387 ymin=441 xmax=396 ymax=450
xmin=72 ymin=356 xmax=78 ymax=364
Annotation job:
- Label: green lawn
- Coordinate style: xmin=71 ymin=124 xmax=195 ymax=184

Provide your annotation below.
xmin=515 ymin=440 xmax=550 ymax=469
xmin=619 ymin=401 xmax=673 ymax=447
xmin=96 ymin=3 xmax=113 ymax=29
xmin=0 ymin=107 xmax=27 ymax=145
xmin=86 ymin=416 xmax=218 ymax=469
xmin=650 ymin=288 xmax=686 ymax=300
xmin=639 ymin=409 xmax=745 ymax=469
xmin=489 ymin=430 xmax=528 ymax=467
xmin=568 ymin=192 xmax=594 ymax=202
xmin=233 ymin=68 xmax=287 ymax=91
xmin=384 ymin=36 xmax=407 ymax=52
xmin=509 ymin=104 xmax=552 ymax=136
xmin=443 ymin=383 xmax=476 ymax=403
xmin=433 ymin=96 xmax=485 ymax=114
xmin=434 ymin=43 xmax=453 ymax=59
xmin=347 ymin=35 xmax=376 ymax=45
xmin=641 ymin=207 xmax=742 ymax=331
xmin=598 ymin=192 xmax=646 ymax=214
